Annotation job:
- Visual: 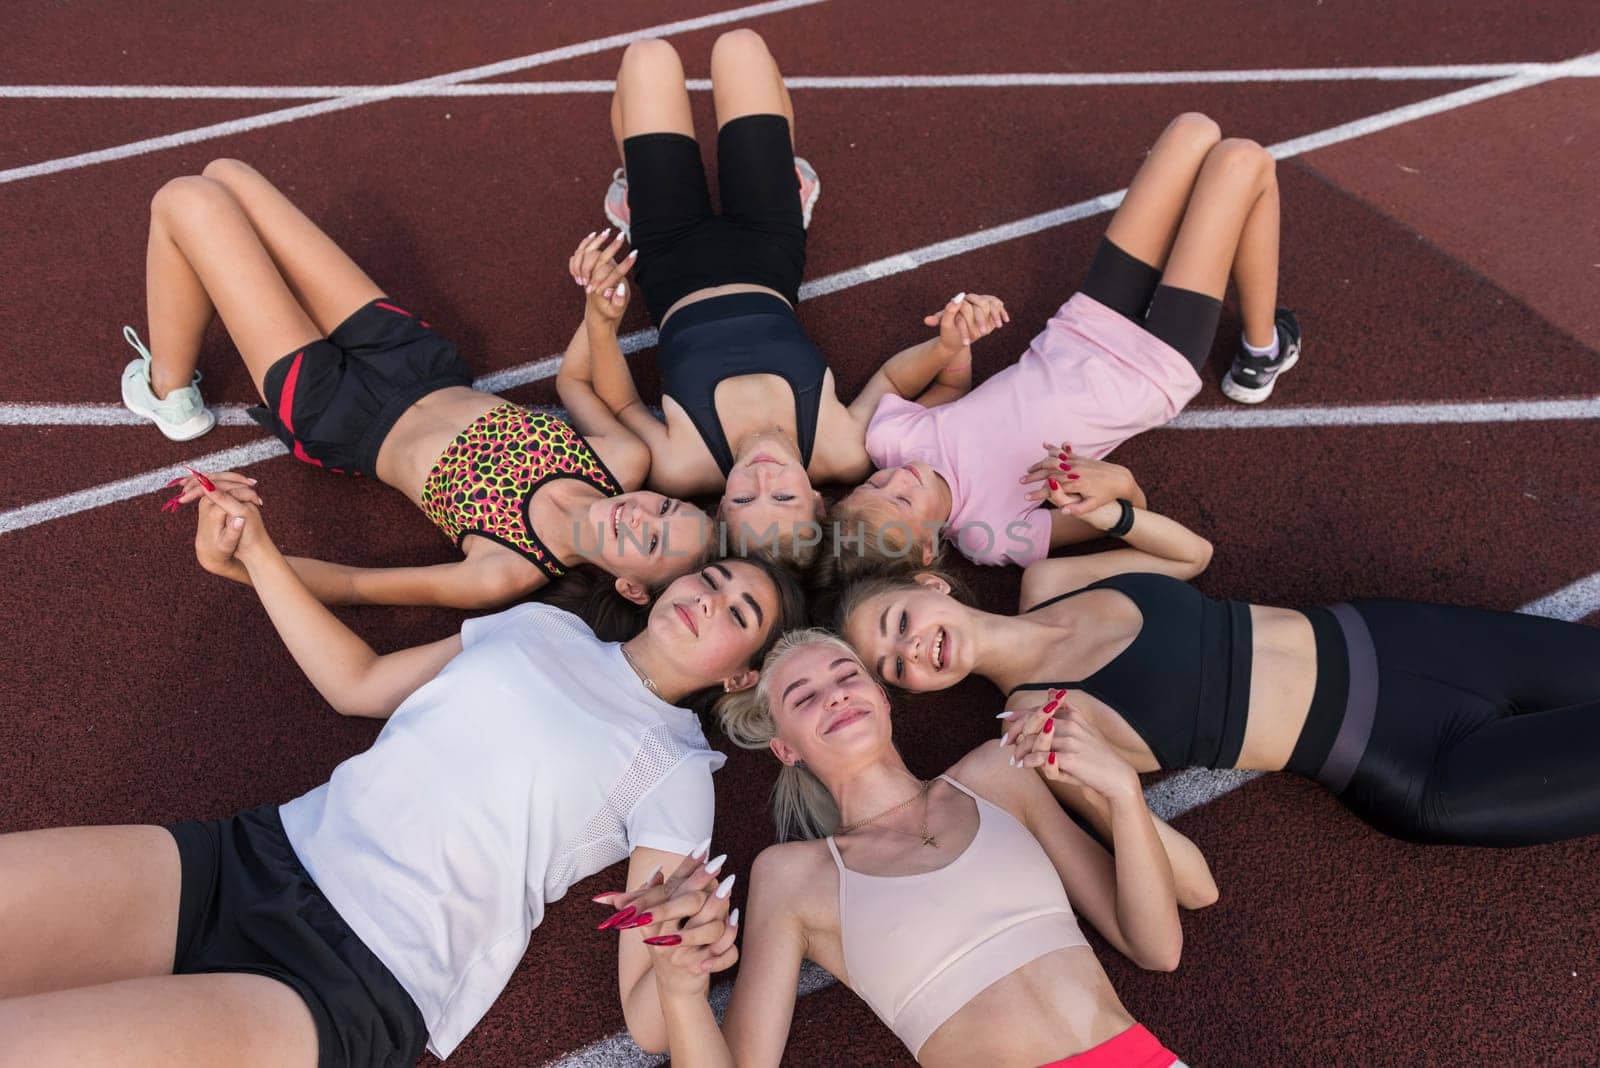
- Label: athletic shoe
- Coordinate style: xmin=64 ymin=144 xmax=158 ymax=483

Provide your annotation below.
xmin=120 ymin=326 xmax=215 ymax=441
xmin=602 ymin=158 xmax=822 ymax=238
xmin=1221 ymin=309 xmax=1301 ymax=404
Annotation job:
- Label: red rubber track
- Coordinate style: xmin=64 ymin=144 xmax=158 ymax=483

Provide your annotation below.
xmin=2 ymin=2 xmax=1597 ymax=1066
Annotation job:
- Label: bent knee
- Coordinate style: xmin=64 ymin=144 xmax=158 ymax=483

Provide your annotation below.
xmin=149 ymin=174 xmax=233 ymax=222
xmin=200 ymin=157 xmax=260 ymax=187
xmin=711 ymin=27 xmax=772 ymax=67
xmin=1164 ymin=111 xmax=1222 ymax=152
xmin=1206 ymin=137 xmax=1274 ymax=184
xmin=618 ymin=37 xmax=684 ymax=79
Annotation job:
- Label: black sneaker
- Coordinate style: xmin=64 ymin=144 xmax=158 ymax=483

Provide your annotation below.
xmin=1221 ymin=308 xmax=1301 ymax=404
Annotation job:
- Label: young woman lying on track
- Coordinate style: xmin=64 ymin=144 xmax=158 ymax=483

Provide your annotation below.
xmin=564 ymin=29 xmax=1005 ymax=565
xmin=0 ymin=483 xmax=805 ymax=1066
xmin=823 ymin=111 xmax=1302 ymax=578
xmin=124 ymin=158 xmax=713 ymax=609
xmin=605 ymin=630 xmax=1203 ymax=1067
xmin=839 ymin=491 xmax=1600 ymax=847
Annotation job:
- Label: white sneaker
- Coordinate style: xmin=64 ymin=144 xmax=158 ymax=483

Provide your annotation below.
xmin=120 ymin=326 xmax=215 ymax=441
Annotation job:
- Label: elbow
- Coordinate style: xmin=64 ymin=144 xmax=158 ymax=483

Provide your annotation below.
xmin=1183 ymin=538 xmax=1214 ymax=578
xmin=331 ymin=695 xmax=390 ymax=719
xmin=628 ymin=1024 xmax=669 ymax=1056
xmin=1138 ymin=937 xmax=1184 ymax=973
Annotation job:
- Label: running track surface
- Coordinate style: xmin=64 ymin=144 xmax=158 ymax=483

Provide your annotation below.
xmin=2 ymin=2 xmax=1598 ymax=1065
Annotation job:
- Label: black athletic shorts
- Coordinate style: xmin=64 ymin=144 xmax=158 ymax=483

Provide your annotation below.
xmin=167 ymin=804 xmax=427 ymax=1068
xmin=624 ymin=113 xmax=806 ymax=324
xmin=1078 ymin=238 xmax=1222 ymax=371
xmin=248 ymin=299 xmax=474 ymax=478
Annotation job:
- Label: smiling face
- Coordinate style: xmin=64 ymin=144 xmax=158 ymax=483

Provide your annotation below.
xmin=585 ymin=490 xmax=713 ymax=586
xmin=644 ymin=559 xmax=782 ymax=684
xmin=842 ymin=578 xmax=973 ymax=693
xmin=720 ymin=432 xmax=820 ymax=550
xmin=766 ymin=641 xmax=893 ymax=774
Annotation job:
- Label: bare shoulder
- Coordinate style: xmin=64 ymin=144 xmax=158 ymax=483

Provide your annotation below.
xmin=751 ymin=838 xmax=834 ymax=896
xmin=947 ymin=739 xmax=1040 ymax=821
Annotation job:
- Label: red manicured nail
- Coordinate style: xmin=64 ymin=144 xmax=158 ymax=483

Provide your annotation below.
xmin=1068 ymin=474 xmax=1080 ymax=480
xmin=165 ymin=477 xmax=186 ymax=488
xmin=1058 ymin=453 xmax=1069 ymax=461
xmin=1059 ymin=463 xmax=1071 ymax=471
xmin=1047 ymin=478 xmax=1059 ymax=491
xmin=184 ymin=466 xmax=216 ymax=493
xmin=597 ymin=906 xmax=636 ymax=931
xmin=617 ymin=912 xmax=654 ymax=930
xmin=1048 ymin=752 xmax=1057 ymax=765
xmin=161 ymin=495 xmax=183 ymax=514
xmin=590 ymin=892 xmax=625 ymax=904
xmin=643 ymin=935 xmax=682 ymax=947
xmin=1043 ymin=718 xmax=1055 ymax=733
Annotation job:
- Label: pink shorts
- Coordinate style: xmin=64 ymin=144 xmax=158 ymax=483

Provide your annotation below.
xmin=1038 ymin=1024 xmax=1184 ymax=1068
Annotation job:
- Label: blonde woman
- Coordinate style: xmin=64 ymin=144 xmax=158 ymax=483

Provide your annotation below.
xmin=617 ymin=630 xmax=1211 ymax=1067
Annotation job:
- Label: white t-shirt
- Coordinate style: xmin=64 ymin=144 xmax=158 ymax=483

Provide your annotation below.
xmin=278 ymin=603 xmax=725 ymax=1058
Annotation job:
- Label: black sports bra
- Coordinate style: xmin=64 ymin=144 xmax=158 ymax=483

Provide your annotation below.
xmin=1011 ymin=572 xmax=1254 ymax=769
xmin=656 ymin=292 xmax=827 ymax=476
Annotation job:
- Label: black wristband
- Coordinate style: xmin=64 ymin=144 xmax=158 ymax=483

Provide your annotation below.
xmin=1107 ymin=498 xmax=1135 ymax=538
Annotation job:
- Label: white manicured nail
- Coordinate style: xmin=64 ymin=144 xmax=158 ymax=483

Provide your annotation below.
xmin=626 ymin=249 xmax=638 ymax=259
xmin=996 ymin=710 xmax=1015 ymax=719
xmin=951 ymin=291 xmax=966 ymax=303
xmin=715 ymin=874 xmax=737 ymax=899
xmin=639 ymin=864 xmax=662 ymax=887
xmin=729 ymin=908 xmax=740 ymax=927
xmin=691 ymin=838 xmax=712 ymax=861
xmin=703 ymin=854 xmax=727 ymax=876
xmin=616 ymin=282 xmax=626 ymax=297
xmin=1008 ymin=755 xmax=1016 ymax=767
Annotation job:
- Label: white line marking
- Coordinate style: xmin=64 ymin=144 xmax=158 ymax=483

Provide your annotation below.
xmin=7 ymin=60 xmax=1600 ymax=100
xmin=4 ymin=52 xmax=1597 ymax=534
xmin=13 ymin=394 xmax=1600 ymax=432
xmin=0 ymin=0 xmax=829 ymax=185
xmin=1168 ymin=396 xmax=1600 ymax=430
xmin=0 ymin=438 xmax=287 ymax=536
xmin=548 ymin=561 xmax=1600 ymax=1066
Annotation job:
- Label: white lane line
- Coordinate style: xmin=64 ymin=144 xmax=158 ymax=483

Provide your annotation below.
xmin=4 ymin=54 xmax=1596 ymax=534
xmin=547 ymin=563 xmax=1600 ymax=1067
xmin=0 ymin=0 xmax=828 ymax=185
xmin=8 ymin=61 xmax=1600 ymax=100
xmin=0 ymin=438 xmax=287 ymax=536
xmin=13 ymin=393 xmax=1600 ymax=432
xmin=1168 ymin=396 xmax=1600 ymax=430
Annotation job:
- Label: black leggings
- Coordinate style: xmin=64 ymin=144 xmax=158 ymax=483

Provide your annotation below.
xmin=1287 ymin=600 xmax=1600 ymax=846
xmin=1078 ymin=238 xmax=1222 ymax=371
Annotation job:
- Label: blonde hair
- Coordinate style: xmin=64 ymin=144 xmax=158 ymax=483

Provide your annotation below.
xmin=809 ymin=490 xmax=946 ymax=589
xmin=716 ymin=627 xmax=860 ymax=841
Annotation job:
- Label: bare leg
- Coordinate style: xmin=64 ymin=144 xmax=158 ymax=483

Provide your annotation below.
xmin=0 ymin=972 xmax=317 ymax=1067
xmin=1158 ymin=138 xmax=1280 ymax=347
xmin=709 ymin=29 xmax=793 ymax=134
xmin=612 ymin=38 xmax=696 ymax=159
xmin=199 ymin=159 xmax=383 ymax=335
xmin=145 ymin=175 xmax=322 ymax=399
xmin=1103 ymin=112 xmax=1221 ymax=270
xmin=0 ymin=825 xmax=181 ymax=999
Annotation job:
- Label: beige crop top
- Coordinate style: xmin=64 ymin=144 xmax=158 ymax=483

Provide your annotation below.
xmin=824 ymin=774 xmax=1089 ymax=1056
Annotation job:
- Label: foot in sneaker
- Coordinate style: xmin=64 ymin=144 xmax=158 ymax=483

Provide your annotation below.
xmin=1221 ymin=308 xmax=1301 ymax=404
xmin=120 ymin=326 xmax=215 ymax=441
xmin=602 ymin=158 xmax=822 ymax=238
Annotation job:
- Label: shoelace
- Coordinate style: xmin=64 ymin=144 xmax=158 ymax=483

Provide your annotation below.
xmin=123 ymin=325 xmax=201 ymax=384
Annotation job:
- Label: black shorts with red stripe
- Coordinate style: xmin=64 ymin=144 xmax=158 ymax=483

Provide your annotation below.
xmin=248 ymin=299 xmax=473 ymax=478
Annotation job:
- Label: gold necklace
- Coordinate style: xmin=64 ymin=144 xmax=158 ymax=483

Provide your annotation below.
xmin=837 ymin=780 xmax=938 ymax=848
xmin=619 ymin=644 xmax=661 ymax=696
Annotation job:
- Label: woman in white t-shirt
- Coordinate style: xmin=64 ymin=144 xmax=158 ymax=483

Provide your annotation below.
xmin=0 ymin=479 xmax=805 ymax=1067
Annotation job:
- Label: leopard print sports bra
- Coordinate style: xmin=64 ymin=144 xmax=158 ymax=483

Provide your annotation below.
xmin=420 ymin=404 xmax=622 ymax=579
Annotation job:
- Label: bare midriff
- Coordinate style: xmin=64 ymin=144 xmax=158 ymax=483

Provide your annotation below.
xmin=374 ymin=385 xmax=501 ymax=504
xmin=915 ymin=946 xmax=1136 ymax=1068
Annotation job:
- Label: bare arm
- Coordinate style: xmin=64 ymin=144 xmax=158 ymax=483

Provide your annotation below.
xmin=1020 ymin=498 xmax=1213 ymax=609
xmin=207 ymin=548 xmax=543 ymax=609
xmin=721 ymin=847 xmax=813 ymax=1068
xmin=845 ymin=294 xmax=1007 ymax=427
xmin=1046 ymin=478 xmax=1148 ymax=549
xmin=197 ymin=495 xmax=462 ymax=717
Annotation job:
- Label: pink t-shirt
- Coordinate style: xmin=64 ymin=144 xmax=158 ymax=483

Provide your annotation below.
xmin=865 ymin=293 xmax=1201 ymax=566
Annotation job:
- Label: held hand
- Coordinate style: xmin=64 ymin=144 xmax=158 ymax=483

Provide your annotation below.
xmin=569 ymin=229 xmax=636 ymax=325
xmin=1020 ymin=443 xmax=1137 ymax=517
xmin=1002 ymin=691 xmax=1140 ymax=803
xmin=193 ymin=483 xmax=275 ymax=568
xmin=646 ymin=875 xmax=740 ymax=998
xmin=922 ymin=292 xmax=1008 ymax=351
xmin=161 ymin=468 xmax=263 ymax=513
